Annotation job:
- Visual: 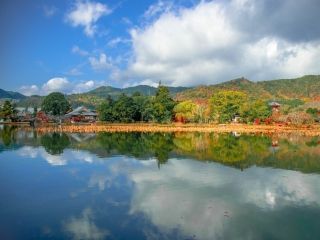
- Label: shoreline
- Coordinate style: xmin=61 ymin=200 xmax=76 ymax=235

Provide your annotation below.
xmin=9 ymin=123 xmax=320 ymax=136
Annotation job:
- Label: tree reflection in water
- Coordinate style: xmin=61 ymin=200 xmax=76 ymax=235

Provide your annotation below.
xmin=0 ymin=125 xmax=17 ymax=147
xmin=1 ymin=127 xmax=320 ymax=173
xmin=41 ymin=132 xmax=70 ymax=155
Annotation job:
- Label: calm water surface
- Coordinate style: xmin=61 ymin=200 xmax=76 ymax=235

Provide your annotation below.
xmin=1 ymin=126 xmax=320 ymax=240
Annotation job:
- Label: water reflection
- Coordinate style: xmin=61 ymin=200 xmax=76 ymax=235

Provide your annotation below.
xmin=63 ymin=208 xmax=109 ymax=240
xmin=128 ymin=159 xmax=320 ymax=239
xmin=41 ymin=132 xmax=70 ymax=155
xmin=0 ymin=125 xmax=17 ymax=148
xmin=1 ymin=127 xmax=320 ymax=239
xmin=2 ymin=127 xmax=320 ymax=173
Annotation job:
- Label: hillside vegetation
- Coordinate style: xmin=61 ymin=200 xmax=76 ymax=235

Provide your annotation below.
xmin=2 ymin=75 xmax=320 ymax=108
xmin=176 ymin=75 xmax=320 ymax=101
xmin=15 ymin=85 xmax=188 ymax=108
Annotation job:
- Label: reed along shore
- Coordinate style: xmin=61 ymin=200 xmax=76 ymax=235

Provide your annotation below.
xmin=29 ymin=123 xmax=320 ymax=136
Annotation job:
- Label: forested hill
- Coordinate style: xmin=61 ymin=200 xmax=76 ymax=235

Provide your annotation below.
xmin=0 ymin=88 xmax=26 ymax=100
xmin=3 ymin=75 xmax=320 ymax=107
xmin=258 ymin=75 xmax=320 ymax=99
xmin=176 ymin=75 xmax=320 ymax=101
xmin=16 ymin=85 xmax=189 ymax=108
xmin=86 ymin=85 xmax=188 ymax=97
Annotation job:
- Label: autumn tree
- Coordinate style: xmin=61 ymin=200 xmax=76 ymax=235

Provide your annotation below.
xmin=243 ymin=100 xmax=272 ymax=122
xmin=279 ymin=112 xmax=314 ymax=125
xmin=173 ymin=100 xmax=197 ymax=122
xmin=210 ymin=91 xmax=248 ymax=123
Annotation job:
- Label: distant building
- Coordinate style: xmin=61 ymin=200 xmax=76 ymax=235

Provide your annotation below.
xmin=269 ymin=102 xmax=281 ymax=112
xmin=16 ymin=107 xmax=41 ymax=121
xmin=16 ymin=107 xmax=40 ymax=114
xmin=64 ymin=106 xmax=97 ymax=123
xmin=232 ymin=114 xmax=241 ymax=123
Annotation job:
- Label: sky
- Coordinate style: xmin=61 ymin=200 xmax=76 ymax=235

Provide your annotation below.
xmin=1 ymin=0 xmax=320 ymax=96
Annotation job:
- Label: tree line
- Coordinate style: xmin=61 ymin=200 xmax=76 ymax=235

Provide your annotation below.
xmin=97 ymin=86 xmax=175 ymax=123
xmin=96 ymin=88 xmax=272 ymax=123
xmin=2 ymin=85 xmax=319 ymax=124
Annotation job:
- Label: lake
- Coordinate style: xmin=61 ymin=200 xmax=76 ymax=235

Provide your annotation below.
xmin=1 ymin=125 xmax=320 ymax=240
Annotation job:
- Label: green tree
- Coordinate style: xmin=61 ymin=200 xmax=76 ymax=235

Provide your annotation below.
xmin=173 ymin=100 xmax=198 ymax=122
xmin=152 ymin=86 xmax=175 ymax=123
xmin=112 ymin=94 xmax=136 ymax=122
xmin=0 ymin=100 xmax=17 ymax=121
xmin=98 ymin=94 xmax=155 ymax=123
xmin=306 ymin=108 xmax=318 ymax=120
xmin=132 ymin=94 xmax=153 ymax=122
xmin=243 ymin=100 xmax=271 ymax=122
xmin=41 ymin=92 xmax=71 ymax=116
xmin=33 ymin=106 xmax=38 ymax=118
xmin=210 ymin=91 xmax=248 ymax=123
xmin=97 ymin=95 xmax=114 ymax=122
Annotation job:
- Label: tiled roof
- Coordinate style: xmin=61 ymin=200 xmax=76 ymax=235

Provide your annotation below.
xmin=65 ymin=106 xmax=97 ymax=116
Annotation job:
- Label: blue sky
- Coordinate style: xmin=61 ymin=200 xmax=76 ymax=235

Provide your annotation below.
xmin=1 ymin=0 xmax=320 ymax=95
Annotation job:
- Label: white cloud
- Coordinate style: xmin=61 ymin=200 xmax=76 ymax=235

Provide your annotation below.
xmin=17 ymin=147 xmax=106 ymax=166
xmin=127 ymin=159 xmax=320 ymax=239
xmin=43 ymin=5 xmax=57 ymax=18
xmin=107 ymin=37 xmax=130 ymax=48
xmin=127 ymin=0 xmax=320 ymax=86
xmin=20 ymin=78 xmax=71 ymax=96
xmin=42 ymin=77 xmax=71 ymax=93
xmin=89 ymin=53 xmax=112 ymax=71
xmin=73 ymin=80 xmax=95 ymax=93
xmin=65 ymin=1 xmax=111 ymax=37
xmin=18 ymin=146 xmax=38 ymax=158
xmin=72 ymin=45 xmax=89 ymax=56
xmin=67 ymin=67 xmax=83 ymax=76
xmin=143 ymin=0 xmax=174 ymax=19
xmin=64 ymin=208 xmax=109 ymax=240
xmin=17 ymin=146 xmax=67 ymax=166
xmin=20 ymin=85 xmax=39 ymax=96
xmin=88 ymin=174 xmax=111 ymax=191
xmin=20 ymin=78 xmax=106 ymax=96
xmin=44 ymin=153 xmax=67 ymax=166
xmin=121 ymin=17 xmax=132 ymax=25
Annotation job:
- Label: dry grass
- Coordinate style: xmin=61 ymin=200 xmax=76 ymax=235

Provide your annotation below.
xmin=31 ymin=123 xmax=320 ymax=136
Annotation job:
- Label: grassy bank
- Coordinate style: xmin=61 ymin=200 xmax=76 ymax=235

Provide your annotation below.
xmin=26 ymin=123 xmax=320 ymax=136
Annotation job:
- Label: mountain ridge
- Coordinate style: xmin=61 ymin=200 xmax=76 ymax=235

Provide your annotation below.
xmin=176 ymin=75 xmax=320 ymax=101
xmin=0 ymin=88 xmax=26 ymax=100
xmin=1 ymin=75 xmax=320 ymax=107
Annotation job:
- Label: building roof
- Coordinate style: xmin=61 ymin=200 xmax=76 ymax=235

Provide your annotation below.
xmin=65 ymin=106 xmax=97 ymax=117
xmin=269 ymin=101 xmax=281 ymax=107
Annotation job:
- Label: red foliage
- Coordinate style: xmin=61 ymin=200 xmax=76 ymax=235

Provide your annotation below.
xmin=175 ymin=116 xmax=186 ymax=123
xmin=193 ymin=99 xmax=208 ymax=106
xmin=36 ymin=111 xmax=49 ymax=122
xmin=264 ymin=117 xmax=273 ymax=125
xmin=254 ymin=118 xmax=260 ymax=125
